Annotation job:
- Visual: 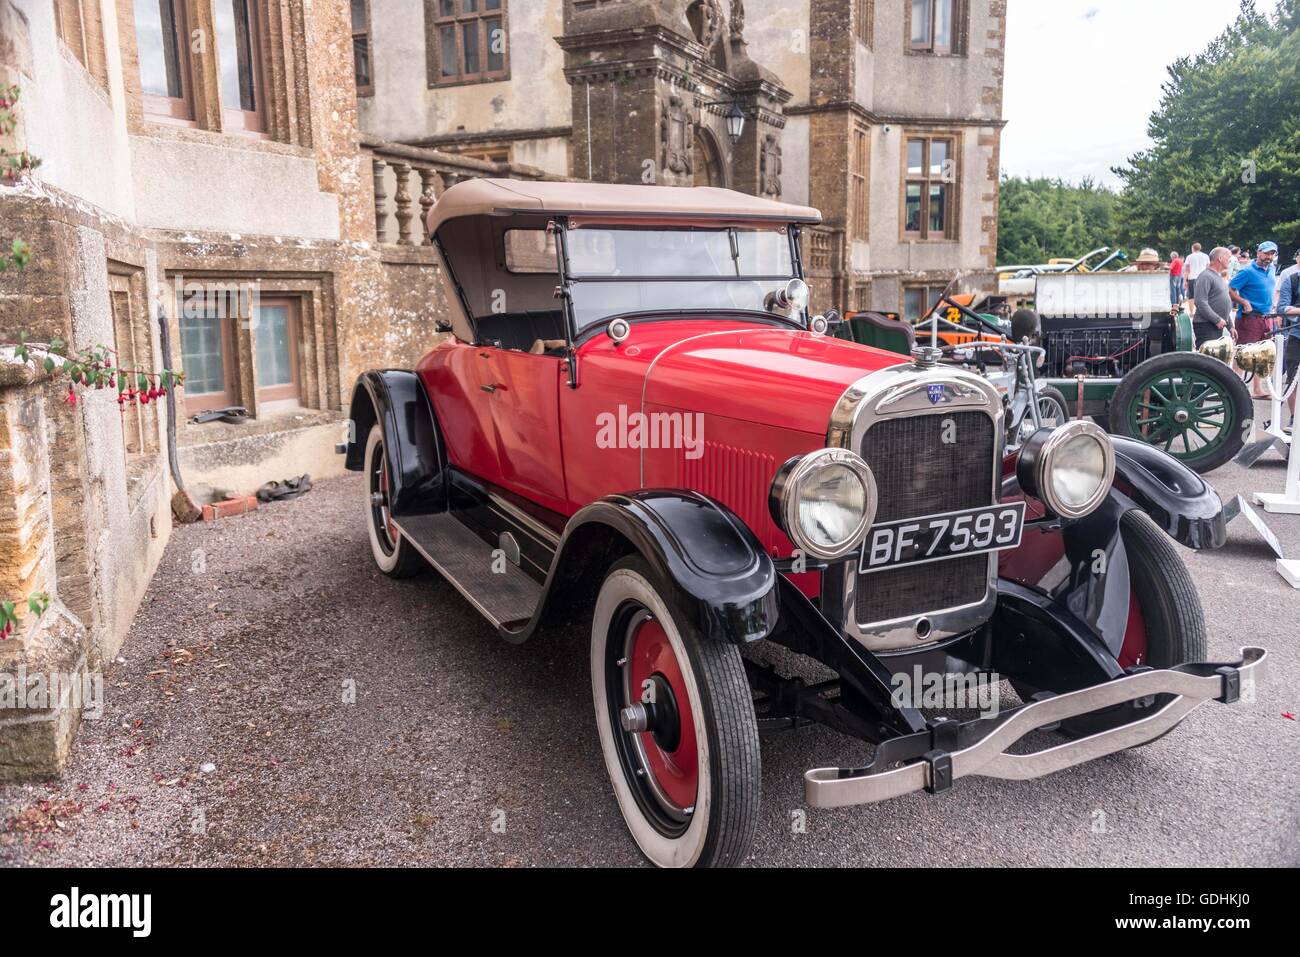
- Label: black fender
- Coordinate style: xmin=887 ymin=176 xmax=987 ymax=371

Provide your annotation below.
xmin=344 ymin=371 xmax=447 ymax=516
xmin=1109 ymin=435 xmax=1226 ymax=548
xmin=503 ymin=490 xmax=778 ymax=647
xmin=994 ymin=435 xmax=1223 ymax=667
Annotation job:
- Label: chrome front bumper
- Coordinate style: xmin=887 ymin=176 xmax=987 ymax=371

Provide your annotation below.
xmin=805 ymin=647 xmax=1266 ymax=808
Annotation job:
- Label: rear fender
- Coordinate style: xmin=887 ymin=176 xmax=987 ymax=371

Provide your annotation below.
xmin=344 ymin=371 xmax=447 ymax=516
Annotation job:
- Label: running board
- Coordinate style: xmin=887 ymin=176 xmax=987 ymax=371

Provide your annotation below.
xmin=393 ymin=513 xmax=542 ymax=629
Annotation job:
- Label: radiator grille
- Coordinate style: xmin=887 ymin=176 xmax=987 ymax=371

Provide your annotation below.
xmin=855 ymin=411 xmax=994 ymax=624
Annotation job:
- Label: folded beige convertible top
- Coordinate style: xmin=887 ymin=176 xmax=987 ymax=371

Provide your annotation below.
xmin=426 ymin=178 xmax=822 ymax=235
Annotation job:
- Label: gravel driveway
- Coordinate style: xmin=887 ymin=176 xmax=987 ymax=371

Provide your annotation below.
xmin=2 ymin=451 xmax=1297 ymax=867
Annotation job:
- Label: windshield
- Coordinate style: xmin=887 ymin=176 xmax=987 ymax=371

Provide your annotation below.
xmin=563 ymin=225 xmax=799 ymax=332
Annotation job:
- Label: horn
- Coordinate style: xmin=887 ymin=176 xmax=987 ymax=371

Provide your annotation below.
xmin=1234 ymin=339 xmax=1277 ymax=378
xmin=1197 ymin=334 xmax=1234 ymax=363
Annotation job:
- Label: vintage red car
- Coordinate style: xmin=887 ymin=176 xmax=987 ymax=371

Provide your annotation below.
xmin=341 ymin=179 xmax=1265 ymax=868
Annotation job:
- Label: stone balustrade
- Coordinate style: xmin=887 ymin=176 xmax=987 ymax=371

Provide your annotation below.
xmin=361 ymin=138 xmax=558 ymax=247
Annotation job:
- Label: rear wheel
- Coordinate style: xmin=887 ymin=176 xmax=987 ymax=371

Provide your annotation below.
xmin=591 ymin=556 xmax=760 ymax=868
xmin=363 ymin=424 xmax=425 ymax=578
xmin=1110 ymin=352 xmax=1252 ymax=474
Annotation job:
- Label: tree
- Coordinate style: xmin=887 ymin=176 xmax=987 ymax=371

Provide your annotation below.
xmin=997 ymin=175 xmax=1125 ymax=266
xmin=1113 ymin=0 xmax=1300 ymax=252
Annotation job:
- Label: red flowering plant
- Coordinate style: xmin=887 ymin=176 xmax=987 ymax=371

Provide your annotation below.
xmin=0 ymin=336 xmax=184 ymax=641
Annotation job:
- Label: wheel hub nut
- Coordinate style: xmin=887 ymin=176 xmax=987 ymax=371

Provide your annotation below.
xmin=371 ymin=492 xmax=386 ymax=506
xmin=619 ymin=703 xmax=650 ymax=733
xmin=1174 ymin=409 xmax=1190 ymax=423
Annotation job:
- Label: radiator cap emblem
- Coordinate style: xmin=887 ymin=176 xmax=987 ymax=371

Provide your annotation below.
xmin=926 ymin=383 xmax=945 ymax=405
xmin=911 ymin=345 xmax=943 ymax=368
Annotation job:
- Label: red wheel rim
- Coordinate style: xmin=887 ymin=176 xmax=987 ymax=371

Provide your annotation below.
xmin=1117 ymin=589 xmax=1148 ymax=669
xmin=625 ymin=615 xmax=698 ymax=812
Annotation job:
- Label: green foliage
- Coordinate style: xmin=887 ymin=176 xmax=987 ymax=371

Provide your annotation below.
xmin=0 ymin=83 xmax=40 ymax=186
xmin=997 ymin=175 xmax=1126 ymax=266
xmin=1113 ymin=0 xmax=1300 ymax=253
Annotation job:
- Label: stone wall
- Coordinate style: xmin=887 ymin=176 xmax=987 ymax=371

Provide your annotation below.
xmin=0 ymin=0 xmax=452 ymax=778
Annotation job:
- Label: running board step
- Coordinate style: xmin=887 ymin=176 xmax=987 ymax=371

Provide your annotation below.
xmin=393 ymin=513 xmax=542 ymax=629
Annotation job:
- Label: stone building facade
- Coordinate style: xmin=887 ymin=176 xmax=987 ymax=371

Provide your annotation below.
xmin=0 ymin=0 xmax=538 ymax=778
xmin=357 ymin=0 xmax=1006 ymax=318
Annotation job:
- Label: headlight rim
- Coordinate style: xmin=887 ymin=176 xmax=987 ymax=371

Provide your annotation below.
xmin=1018 ymin=419 xmax=1115 ymax=519
xmin=769 ymin=448 xmax=879 ymax=561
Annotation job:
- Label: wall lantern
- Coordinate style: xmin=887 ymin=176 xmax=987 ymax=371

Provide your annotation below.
xmin=702 ymin=99 xmax=747 ymax=146
xmin=724 ymin=102 xmax=745 ymax=144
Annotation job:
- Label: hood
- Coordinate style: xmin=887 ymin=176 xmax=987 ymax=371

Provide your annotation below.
xmin=636 ymin=324 xmax=907 ymax=436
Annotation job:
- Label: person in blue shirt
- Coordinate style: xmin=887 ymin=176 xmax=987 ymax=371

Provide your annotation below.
xmin=1230 ymin=241 xmax=1280 ymax=397
xmin=1275 ymin=245 xmax=1300 ymax=422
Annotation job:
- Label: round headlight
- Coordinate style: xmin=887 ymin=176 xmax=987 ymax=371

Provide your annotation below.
xmin=1017 ymin=420 xmax=1115 ymax=519
xmin=770 ymin=449 xmax=878 ymax=560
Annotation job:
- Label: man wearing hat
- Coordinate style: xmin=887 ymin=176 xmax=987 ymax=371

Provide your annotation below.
xmin=1230 ymin=241 xmax=1280 ymax=398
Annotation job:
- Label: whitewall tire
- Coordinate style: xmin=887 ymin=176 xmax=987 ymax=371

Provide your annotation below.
xmin=363 ymin=423 xmax=424 ymax=578
xmin=590 ymin=555 xmax=761 ymax=868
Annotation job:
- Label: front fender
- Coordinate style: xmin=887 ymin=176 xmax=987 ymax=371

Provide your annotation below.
xmin=344 ymin=371 xmax=447 ymax=516
xmin=505 ymin=490 xmax=779 ymax=646
xmin=1110 ymin=435 xmax=1226 ymax=548
xmin=997 ymin=436 xmax=1224 ymax=661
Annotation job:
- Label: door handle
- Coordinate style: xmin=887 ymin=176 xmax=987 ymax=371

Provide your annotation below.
xmin=480 ymin=383 xmax=499 ymax=394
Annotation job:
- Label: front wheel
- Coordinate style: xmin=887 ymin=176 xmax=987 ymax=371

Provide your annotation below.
xmin=591 ymin=556 xmax=760 ymax=868
xmin=1058 ymin=510 xmax=1208 ymax=739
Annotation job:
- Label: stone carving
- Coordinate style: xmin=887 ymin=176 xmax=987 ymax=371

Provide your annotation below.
xmin=761 ymin=133 xmax=782 ymax=198
xmin=661 ymin=94 xmax=694 ymax=176
xmin=686 ymin=0 xmax=723 ymax=50
xmin=730 ymin=0 xmax=745 ymax=42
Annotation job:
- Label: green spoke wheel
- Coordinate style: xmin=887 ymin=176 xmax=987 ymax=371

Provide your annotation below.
xmin=1110 ymin=352 xmax=1253 ymax=474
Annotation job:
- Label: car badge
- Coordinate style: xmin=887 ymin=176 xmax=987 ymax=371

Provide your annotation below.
xmin=927 ymin=384 xmax=946 ymax=405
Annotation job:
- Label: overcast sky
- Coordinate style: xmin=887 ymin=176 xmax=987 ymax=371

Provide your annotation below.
xmin=1001 ymin=0 xmax=1248 ymax=188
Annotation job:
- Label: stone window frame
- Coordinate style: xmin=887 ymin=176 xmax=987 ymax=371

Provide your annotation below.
xmin=424 ymin=0 xmax=511 ymax=88
xmin=168 ymin=271 xmax=340 ymax=425
xmin=899 ymin=130 xmax=961 ymax=243
xmin=132 ymin=0 xmax=198 ymax=124
xmin=854 ymin=0 xmax=873 ymax=49
xmin=905 ymin=0 xmax=968 ymax=57
xmin=850 ymin=121 xmax=870 ymax=241
xmin=54 ymin=0 xmax=110 ymax=89
xmin=118 ymin=0 xmax=316 ymax=150
xmin=352 ymin=0 xmax=375 ymax=96
xmin=215 ymin=0 xmax=272 ymax=137
xmin=108 ymin=265 xmax=161 ymax=467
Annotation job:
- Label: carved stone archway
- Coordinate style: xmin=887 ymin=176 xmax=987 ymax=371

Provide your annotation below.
xmin=693 ymin=126 xmax=726 ymax=187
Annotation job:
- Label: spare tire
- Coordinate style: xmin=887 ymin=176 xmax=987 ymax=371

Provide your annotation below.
xmin=1010 ymin=308 xmax=1041 ymax=344
xmin=1109 ymin=351 xmax=1253 ymax=474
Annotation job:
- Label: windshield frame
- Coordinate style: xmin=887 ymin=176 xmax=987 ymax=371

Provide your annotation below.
xmin=555 ymin=218 xmax=809 ymax=340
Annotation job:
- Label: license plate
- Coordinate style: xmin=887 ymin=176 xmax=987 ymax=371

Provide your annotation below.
xmin=858 ymin=502 xmax=1027 ymax=574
